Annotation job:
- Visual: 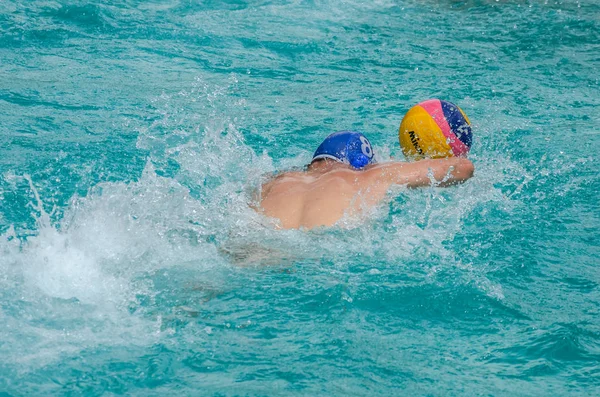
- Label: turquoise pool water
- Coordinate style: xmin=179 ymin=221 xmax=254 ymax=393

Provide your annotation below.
xmin=1 ymin=0 xmax=599 ymax=395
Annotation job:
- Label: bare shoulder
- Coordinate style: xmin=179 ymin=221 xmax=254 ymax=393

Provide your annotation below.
xmin=260 ymin=170 xmax=308 ymax=196
xmin=314 ymin=168 xmax=370 ymax=187
xmin=265 ymin=170 xmax=310 ymax=185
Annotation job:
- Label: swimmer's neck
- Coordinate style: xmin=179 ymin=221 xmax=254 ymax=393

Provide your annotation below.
xmin=306 ymin=159 xmax=350 ymax=174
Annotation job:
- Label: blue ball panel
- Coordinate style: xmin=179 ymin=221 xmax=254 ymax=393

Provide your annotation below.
xmin=440 ymin=100 xmax=473 ymax=148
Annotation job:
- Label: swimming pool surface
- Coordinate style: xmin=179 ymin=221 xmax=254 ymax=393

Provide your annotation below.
xmin=1 ymin=0 xmax=599 ymax=395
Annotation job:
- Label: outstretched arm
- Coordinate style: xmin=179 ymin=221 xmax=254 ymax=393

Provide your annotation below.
xmin=364 ymin=157 xmax=474 ymax=188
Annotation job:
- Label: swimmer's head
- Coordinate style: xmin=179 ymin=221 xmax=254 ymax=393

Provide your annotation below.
xmin=311 ymin=131 xmax=376 ymax=169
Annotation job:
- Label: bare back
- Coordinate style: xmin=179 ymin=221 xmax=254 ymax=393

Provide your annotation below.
xmin=259 ymin=168 xmax=387 ymax=229
xmin=258 ymin=158 xmax=474 ymax=230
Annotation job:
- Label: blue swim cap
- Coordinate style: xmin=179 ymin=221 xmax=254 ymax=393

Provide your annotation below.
xmin=312 ymin=131 xmax=376 ymax=169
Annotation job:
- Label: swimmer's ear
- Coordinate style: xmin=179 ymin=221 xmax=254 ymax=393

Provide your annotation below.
xmin=306 ymin=159 xmax=322 ymax=171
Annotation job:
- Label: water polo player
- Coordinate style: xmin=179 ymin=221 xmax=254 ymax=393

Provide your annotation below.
xmin=258 ymin=131 xmax=474 ymax=229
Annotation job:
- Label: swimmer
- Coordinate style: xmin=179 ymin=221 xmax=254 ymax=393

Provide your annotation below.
xmin=258 ymin=131 xmax=474 ymax=229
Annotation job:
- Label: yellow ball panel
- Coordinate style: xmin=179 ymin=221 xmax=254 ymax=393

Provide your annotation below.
xmin=398 ymin=105 xmax=453 ymax=159
xmin=458 ymin=106 xmax=471 ymax=125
